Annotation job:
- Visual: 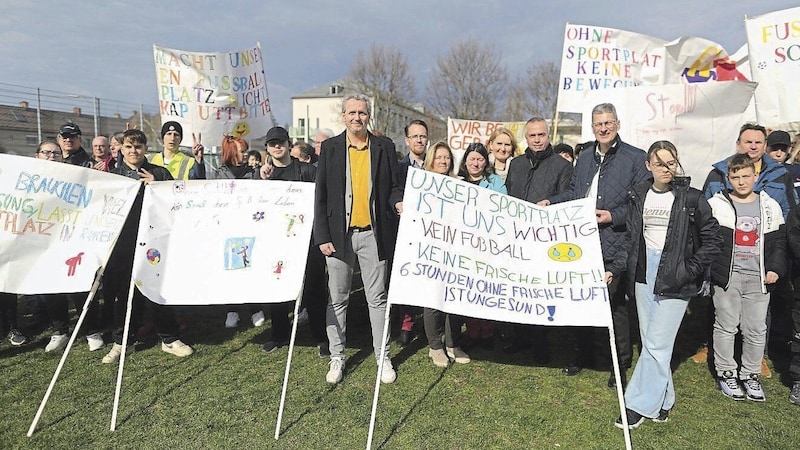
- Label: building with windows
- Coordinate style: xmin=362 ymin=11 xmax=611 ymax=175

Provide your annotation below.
xmin=0 ymin=101 xmax=138 ymax=156
xmin=290 ymin=81 xmax=446 ymax=155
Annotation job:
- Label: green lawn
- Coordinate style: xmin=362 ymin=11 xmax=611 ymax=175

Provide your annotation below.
xmin=1 ymin=298 xmax=798 ymax=450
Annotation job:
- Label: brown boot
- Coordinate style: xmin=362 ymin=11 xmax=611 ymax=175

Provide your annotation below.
xmin=691 ymin=346 xmax=708 ymax=363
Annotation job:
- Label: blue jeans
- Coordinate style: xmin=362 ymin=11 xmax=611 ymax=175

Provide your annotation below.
xmin=625 ymin=248 xmax=689 ymax=418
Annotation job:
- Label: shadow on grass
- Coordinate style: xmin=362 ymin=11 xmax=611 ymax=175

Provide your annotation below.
xmin=374 ymin=365 xmax=449 ymax=450
xmin=114 ymin=336 xmax=251 ymax=427
xmin=276 ymin=346 xmax=374 ymax=436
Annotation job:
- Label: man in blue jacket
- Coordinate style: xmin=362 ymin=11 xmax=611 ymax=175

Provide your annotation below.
xmin=542 ymin=103 xmax=649 ymax=388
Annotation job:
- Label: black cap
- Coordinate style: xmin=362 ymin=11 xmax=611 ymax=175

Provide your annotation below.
xmin=265 ymin=126 xmax=289 ymax=143
xmin=59 ymin=123 xmax=81 ymax=137
xmin=767 ymin=130 xmax=791 ymax=149
xmin=161 ymin=121 xmax=183 ymax=139
xmin=554 ymin=143 xmax=574 ymax=158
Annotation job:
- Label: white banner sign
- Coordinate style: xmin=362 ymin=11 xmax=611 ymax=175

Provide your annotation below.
xmin=447 ymin=118 xmax=526 ymax=169
xmin=745 ymin=7 xmax=800 ymax=124
xmin=0 ymin=155 xmax=139 ymax=294
xmin=388 ymin=170 xmax=612 ymax=327
xmin=580 ymin=82 xmax=757 ymax=188
xmin=153 ymin=43 xmax=271 ymax=142
xmin=557 ymin=24 xmax=667 ymax=113
xmin=132 ymin=180 xmax=314 ymax=305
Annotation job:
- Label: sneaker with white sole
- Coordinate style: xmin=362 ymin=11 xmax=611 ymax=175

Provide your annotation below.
xmin=326 ymin=358 xmax=345 ymax=384
xmin=251 ymin=311 xmax=265 ymax=327
xmin=45 ymin=333 xmax=69 ymax=353
xmin=790 ymin=382 xmax=800 ymax=406
xmin=614 ymin=408 xmax=645 ymax=429
xmin=380 ymin=357 xmax=396 ymax=384
xmin=162 ymin=339 xmax=194 ymax=357
xmin=428 ymin=348 xmax=449 ymax=368
xmin=7 ymin=329 xmax=29 ymax=346
xmin=742 ymin=374 xmax=766 ymax=402
xmin=446 ymin=346 xmax=471 ymax=364
xmin=86 ymin=332 xmax=105 ymax=351
xmin=718 ymin=371 xmax=745 ymax=400
xmin=102 ymin=343 xmax=135 ymax=364
xmin=225 ymin=312 xmax=239 ymax=328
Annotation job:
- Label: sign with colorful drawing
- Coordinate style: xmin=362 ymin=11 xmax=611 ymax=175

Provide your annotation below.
xmin=132 ymin=179 xmax=314 ymax=305
xmin=579 ymin=81 xmax=757 ymax=189
xmin=0 ymin=155 xmax=140 ymax=294
xmin=745 ymin=7 xmax=800 ymax=124
xmin=387 ymin=170 xmax=611 ymax=327
xmin=153 ymin=43 xmax=271 ymax=143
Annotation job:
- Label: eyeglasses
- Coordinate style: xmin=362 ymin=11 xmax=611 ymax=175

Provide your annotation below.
xmin=407 ymin=134 xmax=428 ymax=141
xmin=59 ymin=134 xmax=80 ymax=139
xmin=652 ymin=160 xmax=679 ymax=170
xmin=38 ymin=150 xmax=61 ymax=157
xmin=591 ymin=121 xmax=618 ymax=130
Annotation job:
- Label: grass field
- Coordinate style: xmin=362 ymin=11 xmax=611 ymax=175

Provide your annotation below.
xmin=1 ymin=294 xmax=798 ymax=450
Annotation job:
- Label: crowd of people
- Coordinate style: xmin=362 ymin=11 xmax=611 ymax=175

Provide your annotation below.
xmin=2 ymin=94 xmax=800 ymax=428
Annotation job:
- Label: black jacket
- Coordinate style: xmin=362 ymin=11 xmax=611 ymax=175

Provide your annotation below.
xmin=549 ymin=136 xmax=649 ymax=262
xmin=505 ymin=145 xmax=572 ymax=202
xmin=708 ymin=190 xmax=787 ymax=292
xmin=313 ymin=132 xmax=402 ymax=262
xmin=63 ymin=148 xmax=93 ymax=168
xmin=607 ymin=177 xmax=722 ymax=299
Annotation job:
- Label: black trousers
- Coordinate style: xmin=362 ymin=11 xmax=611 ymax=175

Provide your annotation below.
xmin=0 ymin=292 xmax=19 ymax=335
xmin=574 ymin=272 xmax=632 ymax=369
xmin=45 ymin=291 xmax=101 ymax=336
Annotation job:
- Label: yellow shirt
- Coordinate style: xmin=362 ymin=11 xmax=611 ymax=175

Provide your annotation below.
xmin=348 ymin=139 xmax=371 ymax=228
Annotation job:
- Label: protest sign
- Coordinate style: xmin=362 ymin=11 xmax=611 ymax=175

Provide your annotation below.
xmin=580 ymin=81 xmax=757 ymax=188
xmin=0 ymin=155 xmax=139 ymax=294
xmin=662 ymin=37 xmax=750 ymax=84
xmin=745 ymin=7 xmax=800 ymax=124
xmin=557 ymin=24 xmax=666 ymax=113
xmin=153 ymin=43 xmax=271 ymax=141
xmin=387 ymin=170 xmax=611 ymax=327
xmin=447 ymin=118 xmax=526 ymax=168
xmin=132 ymin=179 xmax=314 ymax=305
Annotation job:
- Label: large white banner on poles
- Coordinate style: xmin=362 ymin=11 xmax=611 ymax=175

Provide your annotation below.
xmin=557 ymin=24 xmax=667 ymax=113
xmin=153 ymin=43 xmax=271 ymax=141
xmin=579 ymin=81 xmax=757 ymax=188
xmin=132 ymin=179 xmax=314 ymax=305
xmin=0 ymin=155 xmax=139 ymax=294
xmin=388 ymin=170 xmax=611 ymax=327
xmin=745 ymin=7 xmax=800 ymax=124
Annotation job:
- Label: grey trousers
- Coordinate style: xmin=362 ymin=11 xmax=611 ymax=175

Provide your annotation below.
xmin=713 ymin=270 xmax=769 ymax=379
xmin=325 ymin=229 xmax=389 ymax=362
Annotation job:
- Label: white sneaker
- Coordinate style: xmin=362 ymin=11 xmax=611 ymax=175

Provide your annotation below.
xmin=326 ymin=358 xmax=345 ymax=384
xmin=102 ymin=343 xmax=135 ymax=364
xmin=86 ymin=332 xmax=105 ymax=351
xmin=251 ymin=310 xmax=265 ymax=327
xmin=162 ymin=339 xmax=194 ymax=357
xmin=45 ymin=334 xmax=68 ymax=353
xmin=296 ymin=308 xmax=309 ymax=325
xmin=225 ymin=312 xmax=239 ymax=328
xmin=446 ymin=346 xmax=471 ymax=364
xmin=380 ymin=357 xmax=397 ymax=384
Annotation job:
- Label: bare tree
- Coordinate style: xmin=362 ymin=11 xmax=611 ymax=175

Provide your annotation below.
xmin=346 ymin=44 xmax=415 ymax=135
xmin=426 ymin=37 xmax=508 ymax=120
xmin=503 ymin=61 xmax=560 ymax=122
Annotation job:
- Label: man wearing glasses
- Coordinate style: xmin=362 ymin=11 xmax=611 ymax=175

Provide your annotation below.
xmin=57 ymin=123 xmax=92 ymax=167
xmin=543 ymin=103 xmax=649 ymax=389
xmin=394 ymin=119 xmax=429 ymax=347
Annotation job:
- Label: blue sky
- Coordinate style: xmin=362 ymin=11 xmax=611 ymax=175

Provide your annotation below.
xmin=1 ymin=0 xmax=796 ymax=125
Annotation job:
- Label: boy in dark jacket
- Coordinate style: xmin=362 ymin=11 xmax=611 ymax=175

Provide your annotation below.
xmin=708 ymin=154 xmax=786 ymax=402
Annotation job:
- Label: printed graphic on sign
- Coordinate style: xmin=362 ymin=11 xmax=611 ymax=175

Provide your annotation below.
xmin=224 ymin=237 xmax=255 ymax=270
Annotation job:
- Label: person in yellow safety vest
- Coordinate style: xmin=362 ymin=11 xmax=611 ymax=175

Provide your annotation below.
xmin=149 ymin=121 xmax=206 ymax=180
